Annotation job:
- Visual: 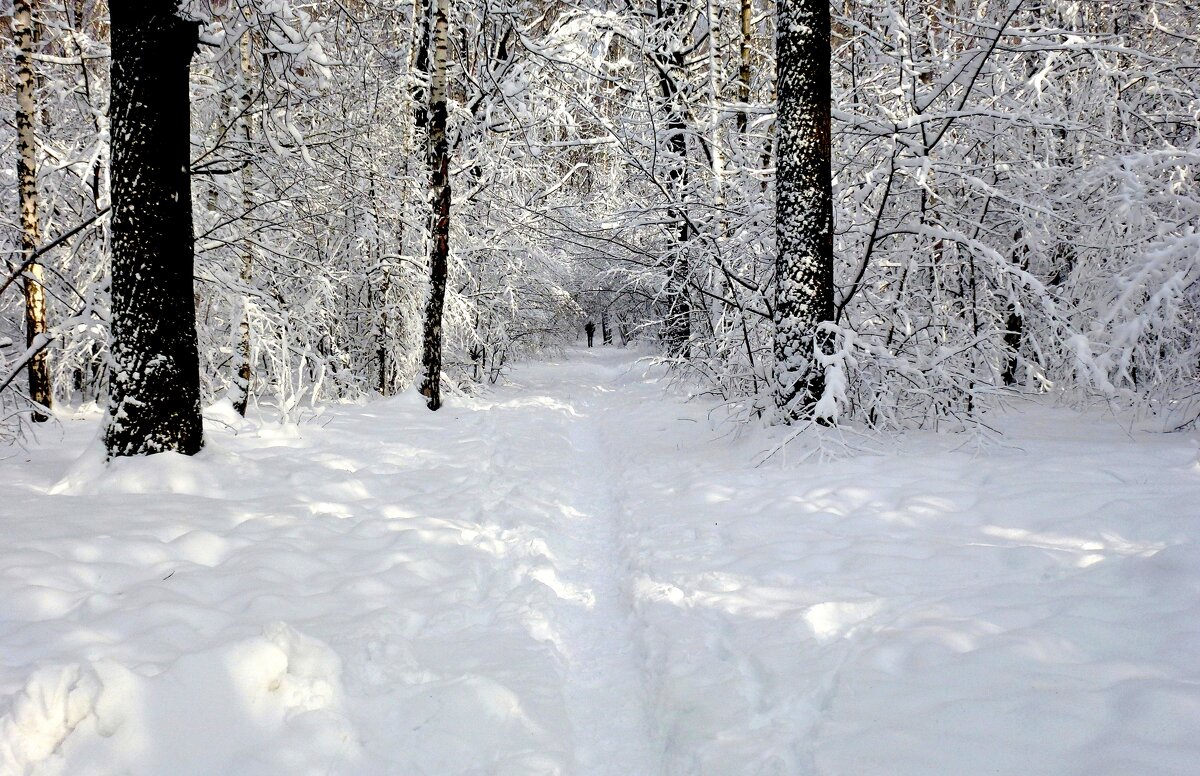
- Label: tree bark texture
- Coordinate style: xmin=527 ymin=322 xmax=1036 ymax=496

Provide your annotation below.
xmin=774 ymin=0 xmax=834 ymax=420
xmin=104 ymin=0 xmax=204 ymax=456
xmin=412 ymin=0 xmax=432 ymax=131
xmin=738 ymin=0 xmax=753 ymax=134
xmin=418 ymin=0 xmax=451 ymax=410
xmin=15 ymin=0 xmax=52 ymax=420
xmin=232 ymin=21 xmax=255 ymax=416
xmin=658 ymin=0 xmax=692 ymax=358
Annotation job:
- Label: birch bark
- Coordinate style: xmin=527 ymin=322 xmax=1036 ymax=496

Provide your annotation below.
xmin=14 ymin=0 xmax=51 ymax=420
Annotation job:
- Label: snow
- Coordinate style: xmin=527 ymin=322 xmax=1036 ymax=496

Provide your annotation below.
xmin=2 ymin=347 xmax=1199 ymax=775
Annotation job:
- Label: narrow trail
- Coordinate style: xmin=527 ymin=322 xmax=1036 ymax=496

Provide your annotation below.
xmin=497 ymin=351 xmax=663 ymax=775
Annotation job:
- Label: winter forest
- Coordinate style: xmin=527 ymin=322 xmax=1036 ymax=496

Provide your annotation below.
xmin=2 ymin=0 xmax=1199 ymax=774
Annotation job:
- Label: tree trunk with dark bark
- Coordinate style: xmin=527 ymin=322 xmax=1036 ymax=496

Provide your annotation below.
xmin=104 ymin=0 xmax=203 ymax=457
xmin=658 ymin=0 xmax=692 ymax=358
xmin=774 ymin=0 xmax=834 ymax=420
xmin=418 ymin=0 xmax=451 ymax=410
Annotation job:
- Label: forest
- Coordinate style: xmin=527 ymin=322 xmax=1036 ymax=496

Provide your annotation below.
xmin=1 ymin=0 xmax=1196 ymax=444
xmin=1 ymin=1 xmax=1198 ymax=774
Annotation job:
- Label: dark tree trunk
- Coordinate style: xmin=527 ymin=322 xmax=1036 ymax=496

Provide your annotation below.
xmin=1003 ymin=228 xmax=1029 ymax=386
xmin=412 ymin=0 xmax=432 ymax=131
xmin=658 ymin=5 xmax=692 ymax=359
xmin=1002 ymin=310 xmax=1024 ymax=386
xmin=104 ymin=0 xmax=203 ymax=457
xmin=773 ymin=0 xmax=834 ymax=420
xmin=418 ymin=0 xmax=451 ymax=411
xmin=378 ymin=265 xmax=394 ymax=396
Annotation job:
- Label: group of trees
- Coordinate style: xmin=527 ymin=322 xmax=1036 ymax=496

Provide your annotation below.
xmin=2 ymin=0 xmax=586 ymax=454
xmin=2 ymin=0 xmax=1196 ymax=455
xmin=531 ymin=0 xmax=1198 ymax=429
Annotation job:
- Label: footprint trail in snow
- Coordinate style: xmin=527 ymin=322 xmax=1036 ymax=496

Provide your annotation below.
xmin=504 ymin=356 xmax=663 ymax=774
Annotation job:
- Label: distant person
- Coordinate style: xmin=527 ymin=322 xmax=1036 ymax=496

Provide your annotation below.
xmin=585 ymin=321 xmax=596 ymax=347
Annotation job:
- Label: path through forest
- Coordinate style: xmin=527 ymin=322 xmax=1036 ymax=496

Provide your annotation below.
xmin=475 ymin=350 xmax=664 ymax=773
xmin=2 ymin=348 xmax=1199 ymax=775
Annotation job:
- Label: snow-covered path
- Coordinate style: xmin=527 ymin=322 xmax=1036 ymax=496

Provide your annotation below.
xmin=474 ymin=354 xmax=663 ymax=773
xmin=3 ymin=348 xmax=1200 ymax=776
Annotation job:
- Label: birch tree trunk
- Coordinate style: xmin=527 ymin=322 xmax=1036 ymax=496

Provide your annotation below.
xmin=774 ymin=0 xmax=834 ymax=420
xmin=418 ymin=0 xmax=451 ymax=410
xmin=738 ymin=0 xmax=753 ymax=134
xmin=232 ymin=22 xmax=255 ymax=416
xmin=14 ymin=0 xmax=52 ymax=421
xmin=104 ymin=0 xmax=203 ymax=457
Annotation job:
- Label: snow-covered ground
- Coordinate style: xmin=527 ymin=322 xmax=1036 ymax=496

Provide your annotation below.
xmin=2 ymin=348 xmax=1199 ymax=775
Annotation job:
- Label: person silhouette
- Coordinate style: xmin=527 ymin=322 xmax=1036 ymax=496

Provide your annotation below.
xmin=585 ymin=321 xmax=596 ymax=347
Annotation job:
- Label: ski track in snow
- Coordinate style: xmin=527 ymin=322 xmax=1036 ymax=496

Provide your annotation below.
xmin=2 ymin=347 xmax=1200 ymax=776
xmin=497 ymin=358 xmax=662 ymax=774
